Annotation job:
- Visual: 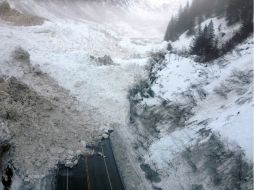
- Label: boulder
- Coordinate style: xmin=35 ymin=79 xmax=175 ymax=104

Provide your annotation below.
xmin=96 ymin=55 xmax=114 ymax=65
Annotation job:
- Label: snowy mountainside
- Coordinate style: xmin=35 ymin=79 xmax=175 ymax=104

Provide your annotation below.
xmin=172 ymin=17 xmax=242 ymax=51
xmin=128 ymin=34 xmax=253 ymax=189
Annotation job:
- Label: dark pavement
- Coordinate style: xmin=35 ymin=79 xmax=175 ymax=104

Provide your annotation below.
xmin=55 ymin=139 xmax=125 ymax=190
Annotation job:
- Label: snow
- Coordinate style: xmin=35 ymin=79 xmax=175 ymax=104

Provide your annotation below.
xmin=172 ymin=17 xmax=242 ymax=51
xmin=203 ymin=100 xmax=253 ymax=159
xmin=193 ymin=42 xmax=253 ymax=160
xmin=0 ymin=1 xmax=178 ymax=187
xmin=0 ymin=0 xmax=252 ymax=189
xmin=151 ymin=54 xmax=203 ymax=100
xmin=147 ymin=36 xmax=253 ymax=161
xmin=133 ymin=36 xmax=253 ymax=190
xmin=146 ymin=126 xmax=200 ymax=169
xmin=0 ymin=19 xmax=149 ymax=124
xmin=0 ymin=0 xmax=180 ymax=125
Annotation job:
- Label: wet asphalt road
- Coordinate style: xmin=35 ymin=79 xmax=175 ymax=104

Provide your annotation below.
xmin=55 ymin=139 xmax=125 ymax=190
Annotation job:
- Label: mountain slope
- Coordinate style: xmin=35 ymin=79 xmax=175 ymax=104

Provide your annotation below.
xmin=126 ymin=20 xmax=253 ymax=190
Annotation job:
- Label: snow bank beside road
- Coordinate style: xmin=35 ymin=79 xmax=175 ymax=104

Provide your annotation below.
xmin=0 ymin=49 xmax=107 ymax=188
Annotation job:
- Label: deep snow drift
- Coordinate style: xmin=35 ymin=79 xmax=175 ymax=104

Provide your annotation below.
xmin=0 ymin=47 xmax=109 ymax=189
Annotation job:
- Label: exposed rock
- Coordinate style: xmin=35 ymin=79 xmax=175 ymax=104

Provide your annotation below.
xmin=0 ymin=1 xmax=12 ymax=16
xmin=92 ymin=55 xmax=115 ymax=66
xmin=0 ymin=1 xmax=44 ymax=26
xmin=0 ymin=121 xmax=11 ymax=157
xmin=1 ymin=165 xmax=13 ymax=190
xmin=32 ymin=64 xmax=43 ymax=75
xmin=12 ymin=47 xmax=30 ymax=63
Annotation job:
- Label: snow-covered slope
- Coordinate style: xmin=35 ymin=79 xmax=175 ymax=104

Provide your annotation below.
xmin=172 ymin=17 xmax=241 ymax=51
xmin=128 ymin=36 xmax=253 ymax=190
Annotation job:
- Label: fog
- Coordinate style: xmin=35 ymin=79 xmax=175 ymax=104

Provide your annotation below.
xmin=7 ymin=0 xmax=187 ymax=39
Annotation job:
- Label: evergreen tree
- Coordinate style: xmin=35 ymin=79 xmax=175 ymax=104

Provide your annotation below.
xmin=164 ymin=0 xmax=252 ymax=61
xmin=164 ymin=0 xmax=224 ymax=41
xmin=207 ymin=20 xmax=219 ymax=58
xmin=164 ymin=16 xmax=177 ymax=41
xmin=206 ymin=21 xmax=216 ymax=51
xmin=190 ymin=24 xmax=204 ymax=56
xmin=191 ymin=20 xmax=218 ymax=61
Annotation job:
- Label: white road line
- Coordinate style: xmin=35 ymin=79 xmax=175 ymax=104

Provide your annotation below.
xmin=67 ymin=168 xmax=69 ymax=190
xmin=101 ymin=144 xmax=113 ymax=190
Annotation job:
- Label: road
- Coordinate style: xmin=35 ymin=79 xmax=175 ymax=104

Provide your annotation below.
xmin=55 ymin=139 xmax=125 ymax=190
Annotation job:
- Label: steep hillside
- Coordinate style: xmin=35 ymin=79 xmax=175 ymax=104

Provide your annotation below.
xmin=164 ymin=0 xmax=252 ymax=62
xmin=124 ymin=3 xmax=253 ymax=187
xmin=127 ymin=34 xmax=253 ymax=190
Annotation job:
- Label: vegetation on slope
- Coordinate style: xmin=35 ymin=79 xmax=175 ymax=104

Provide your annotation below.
xmin=164 ymin=0 xmax=253 ymax=62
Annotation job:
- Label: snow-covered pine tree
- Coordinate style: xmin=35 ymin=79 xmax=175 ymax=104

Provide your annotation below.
xmin=190 ymin=24 xmax=204 ymax=56
xmin=191 ymin=20 xmax=218 ymax=61
xmin=206 ymin=20 xmax=218 ymax=57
